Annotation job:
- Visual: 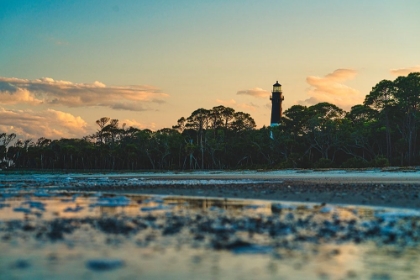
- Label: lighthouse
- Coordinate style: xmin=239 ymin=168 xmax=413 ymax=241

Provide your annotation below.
xmin=270 ymin=81 xmax=284 ymax=126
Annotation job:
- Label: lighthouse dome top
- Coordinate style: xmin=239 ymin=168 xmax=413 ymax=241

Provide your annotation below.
xmin=273 ymin=81 xmax=282 ymax=92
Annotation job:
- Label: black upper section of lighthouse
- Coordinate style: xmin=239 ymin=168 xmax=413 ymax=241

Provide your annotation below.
xmin=270 ymin=81 xmax=284 ymax=126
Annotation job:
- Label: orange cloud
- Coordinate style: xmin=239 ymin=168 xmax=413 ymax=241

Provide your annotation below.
xmin=237 ymin=87 xmax=270 ymax=98
xmin=0 ymin=107 xmax=88 ymax=139
xmin=298 ymin=69 xmax=363 ymax=111
xmin=390 ymin=65 xmax=420 ymax=76
xmin=0 ymin=77 xmax=168 ymax=111
xmin=0 ymin=88 xmax=43 ymax=105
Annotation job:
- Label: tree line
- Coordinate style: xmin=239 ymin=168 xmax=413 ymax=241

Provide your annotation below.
xmin=1 ymin=73 xmax=419 ymax=170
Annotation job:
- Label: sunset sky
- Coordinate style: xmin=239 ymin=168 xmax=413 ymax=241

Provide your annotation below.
xmin=1 ymin=1 xmax=419 ymax=140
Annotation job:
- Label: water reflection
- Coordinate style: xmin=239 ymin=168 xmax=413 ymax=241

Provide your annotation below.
xmin=1 ymin=191 xmax=420 ymax=279
xmin=0 ymin=191 xmax=384 ymax=219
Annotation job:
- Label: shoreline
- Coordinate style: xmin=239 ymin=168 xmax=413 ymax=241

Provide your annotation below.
xmin=69 ymin=169 xmax=420 ymax=209
xmin=2 ymin=169 xmax=420 ymax=209
xmin=74 ymin=180 xmax=420 ymax=210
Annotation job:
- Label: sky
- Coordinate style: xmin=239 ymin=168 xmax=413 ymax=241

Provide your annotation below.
xmin=0 ymin=0 xmax=419 ymax=140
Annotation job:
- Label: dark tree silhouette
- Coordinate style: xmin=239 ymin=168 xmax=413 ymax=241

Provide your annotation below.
xmin=2 ymin=73 xmax=420 ymax=170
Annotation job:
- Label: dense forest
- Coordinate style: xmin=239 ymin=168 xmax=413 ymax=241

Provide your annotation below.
xmin=1 ymin=73 xmax=419 ymax=171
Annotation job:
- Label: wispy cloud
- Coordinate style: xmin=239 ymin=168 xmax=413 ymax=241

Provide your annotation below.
xmin=0 ymin=77 xmax=168 ymax=111
xmin=298 ymin=69 xmax=362 ymax=111
xmin=0 ymin=107 xmax=88 ymax=139
xmin=216 ymin=99 xmax=258 ymax=111
xmin=390 ymin=65 xmax=420 ymax=76
xmin=237 ymin=87 xmax=270 ymax=99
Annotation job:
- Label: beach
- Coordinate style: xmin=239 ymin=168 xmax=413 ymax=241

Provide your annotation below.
xmin=69 ymin=169 xmax=420 ymax=209
xmin=2 ymin=169 xmax=420 ymax=279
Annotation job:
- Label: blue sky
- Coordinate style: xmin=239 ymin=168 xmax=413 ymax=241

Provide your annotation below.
xmin=0 ymin=0 xmax=419 ymax=139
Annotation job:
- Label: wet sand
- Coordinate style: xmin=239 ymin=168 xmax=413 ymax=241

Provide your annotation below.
xmin=72 ymin=170 xmax=420 ymax=209
xmin=2 ymin=170 xmax=420 ymax=279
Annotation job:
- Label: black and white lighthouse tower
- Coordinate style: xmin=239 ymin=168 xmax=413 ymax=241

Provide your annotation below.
xmin=270 ymin=81 xmax=284 ymax=126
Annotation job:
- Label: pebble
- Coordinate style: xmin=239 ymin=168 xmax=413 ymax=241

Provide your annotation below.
xmin=33 ymin=191 xmax=51 ymax=197
xmin=23 ymin=201 xmax=46 ymax=211
xmin=13 ymin=207 xmax=31 ymax=214
xmin=0 ymin=203 xmax=10 ymax=208
xmin=319 ymin=206 xmax=334 ymax=213
xmin=63 ymin=206 xmax=84 ymax=213
xmin=11 ymin=259 xmax=31 ymax=269
xmin=140 ymin=205 xmax=173 ymax=212
xmin=92 ymin=196 xmax=131 ymax=207
xmin=86 ymin=259 xmax=124 ymax=271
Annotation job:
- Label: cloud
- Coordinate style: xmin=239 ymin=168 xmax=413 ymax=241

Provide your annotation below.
xmin=390 ymin=65 xmax=420 ymax=76
xmin=298 ymin=69 xmax=363 ymax=111
xmin=0 ymin=88 xmax=43 ymax=105
xmin=110 ymin=103 xmax=147 ymax=111
xmin=0 ymin=77 xmax=168 ymax=111
xmin=237 ymin=87 xmax=270 ymax=98
xmin=0 ymin=107 xmax=88 ymax=139
xmin=216 ymin=99 xmax=258 ymax=111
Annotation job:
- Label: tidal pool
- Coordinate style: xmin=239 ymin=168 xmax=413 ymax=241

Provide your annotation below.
xmin=1 ymin=188 xmax=420 ymax=279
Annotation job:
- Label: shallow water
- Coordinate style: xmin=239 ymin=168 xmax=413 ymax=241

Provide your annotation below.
xmin=1 ymin=180 xmax=420 ymax=279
